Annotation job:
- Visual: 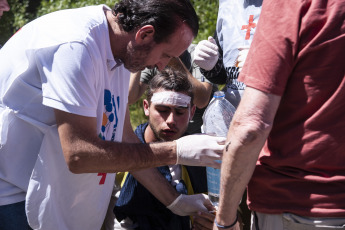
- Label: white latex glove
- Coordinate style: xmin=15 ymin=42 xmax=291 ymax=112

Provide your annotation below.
xmin=175 ymin=134 xmax=225 ymax=168
xmin=167 ymin=194 xmax=212 ymax=216
xmin=236 ymin=47 xmax=250 ymax=72
xmin=194 ymin=36 xmax=219 ymax=71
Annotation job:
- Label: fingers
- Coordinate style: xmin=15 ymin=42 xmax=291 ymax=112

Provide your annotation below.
xmin=201 ymin=194 xmax=215 ymax=211
xmin=200 ymin=40 xmax=218 ymax=56
xmin=193 ymin=211 xmax=215 ymax=230
xmin=194 ymin=39 xmax=219 ymax=70
xmin=200 ymin=210 xmax=216 ymax=221
xmin=196 ymin=39 xmax=218 ymax=55
xmin=237 ymin=49 xmax=249 ymax=62
xmin=212 ymin=144 xmax=225 ymax=153
xmin=208 ymin=36 xmax=217 ymax=45
xmin=175 ymin=134 xmax=225 ymax=167
xmin=215 ymin=136 xmax=226 ymax=144
xmin=207 ymin=136 xmax=226 ymax=150
xmin=195 ymin=49 xmax=218 ymax=60
xmin=237 ymin=48 xmax=250 ymax=69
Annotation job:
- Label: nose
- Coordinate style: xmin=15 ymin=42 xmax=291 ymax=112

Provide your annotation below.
xmin=166 ymin=112 xmax=176 ymax=125
xmin=156 ymin=58 xmax=172 ymax=71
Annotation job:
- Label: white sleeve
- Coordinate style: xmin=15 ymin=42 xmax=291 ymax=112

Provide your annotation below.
xmin=35 ymin=42 xmax=98 ymax=117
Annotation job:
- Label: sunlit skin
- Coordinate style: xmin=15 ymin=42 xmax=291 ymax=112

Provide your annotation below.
xmin=139 ymin=23 xmax=194 ymax=71
xmin=105 ymin=10 xmax=194 ymax=73
xmin=123 ymin=22 xmax=194 ymax=72
xmin=143 ymin=89 xmax=196 ymax=142
xmin=0 ymin=0 xmax=10 ymax=18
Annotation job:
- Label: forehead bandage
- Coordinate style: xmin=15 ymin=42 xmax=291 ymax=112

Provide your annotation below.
xmin=151 ymin=91 xmax=191 ymax=107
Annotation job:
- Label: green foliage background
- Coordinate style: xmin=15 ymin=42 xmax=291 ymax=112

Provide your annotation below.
xmin=0 ymin=0 xmax=218 ymax=128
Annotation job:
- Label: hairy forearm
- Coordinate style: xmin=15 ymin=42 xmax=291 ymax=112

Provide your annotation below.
xmin=55 ymin=108 xmax=177 ymax=173
xmin=64 ymin=136 xmax=177 ymax=173
xmin=215 ymin=87 xmax=281 ymax=226
xmin=216 ymin=121 xmax=271 ymax=225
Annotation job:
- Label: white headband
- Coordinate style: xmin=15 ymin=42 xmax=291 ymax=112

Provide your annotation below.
xmin=151 ymin=91 xmax=191 ymax=107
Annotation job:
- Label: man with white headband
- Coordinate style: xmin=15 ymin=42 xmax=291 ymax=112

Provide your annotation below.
xmin=0 ymin=1 xmax=225 ymax=229
xmin=113 ymin=67 xmax=214 ymax=230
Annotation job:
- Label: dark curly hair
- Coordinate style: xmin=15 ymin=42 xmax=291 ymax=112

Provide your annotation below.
xmin=113 ymin=0 xmax=199 ymax=43
xmin=146 ymin=67 xmax=194 ymax=105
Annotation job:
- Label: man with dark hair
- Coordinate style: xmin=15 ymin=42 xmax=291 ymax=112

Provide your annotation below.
xmin=0 ymin=1 xmax=225 ymax=230
xmin=114 ymin=67 xmax=200 ymax=229
xmin=111 ymin=0 xmax=199 ymax=72
xmin=113 ymin=0 xmax=199 ymax=45
xmin=114 ymin=67 xmax=216 ymax=230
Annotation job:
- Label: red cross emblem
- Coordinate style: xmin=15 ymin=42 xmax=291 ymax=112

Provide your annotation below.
xmin=241 ymin=15 xmax=257 ymax=40
xmin=98 ymin=173 xmax=107 ymax=185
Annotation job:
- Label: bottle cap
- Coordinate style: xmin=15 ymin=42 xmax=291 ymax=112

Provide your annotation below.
xmin=213 ymin=91 xmax=225 ymax=98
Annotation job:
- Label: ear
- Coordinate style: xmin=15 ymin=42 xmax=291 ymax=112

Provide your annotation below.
xmin=143 ymin=99 xmax=150 ymax=117
xmin=189 ymin=105 xmax=196 ymax=121
xmin=135 ymin=25 xmax=155 ymax=45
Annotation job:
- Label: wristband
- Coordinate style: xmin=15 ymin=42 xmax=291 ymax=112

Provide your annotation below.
xmin=214 ymin=213 xmax=238 ymax=229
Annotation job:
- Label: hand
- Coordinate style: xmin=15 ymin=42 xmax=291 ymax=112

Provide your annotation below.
xmin=167 ymin=194 xmax=213 ymax=216
xmin=194 ymin=36 xmax=219 ymax=71
xmin=193 ymin=211 xmax=216 ymax=230
xmin=175 ymin=134 xmax=225 ymax=168
xmin=236 ymin=47 xmax=250 ymax=72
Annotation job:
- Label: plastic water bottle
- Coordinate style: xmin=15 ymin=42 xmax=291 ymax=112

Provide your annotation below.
xmin=202 ymin=91 xmax=236 ymax=207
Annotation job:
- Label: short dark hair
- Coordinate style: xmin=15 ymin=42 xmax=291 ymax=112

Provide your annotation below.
xmin=146 ymin=67 xmax=194 ymax=105
xmin=113 ymin=0 xmax=199 ymax=43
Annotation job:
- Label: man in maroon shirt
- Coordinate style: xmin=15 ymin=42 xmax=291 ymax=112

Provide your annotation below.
xmin=214 ymin=0 xmax=345 ymax=229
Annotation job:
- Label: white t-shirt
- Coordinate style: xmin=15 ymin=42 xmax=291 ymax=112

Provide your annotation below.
xmin=0 ymin=5 xmax=130 ymax=230
xmin=217 ymin=0 xmax=262 ymax=107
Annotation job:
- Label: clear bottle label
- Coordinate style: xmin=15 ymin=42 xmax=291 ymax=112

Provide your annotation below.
xmin=206 ymin=164 xmax=221 ymax=195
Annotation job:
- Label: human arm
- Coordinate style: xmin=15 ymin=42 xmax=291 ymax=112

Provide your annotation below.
xmin=196 ymin=33 xmax=228 ymax=85
xmin=122 ymin=106 xmax=214 ymax=215
xmin=55 ymin=108 xmax=224 ymax=172
xmin=193 ymin=81 xmax=213 ymax=109
xmin=120 ymin=105 xmax=179 ymax=205
xmin=193 ymin=211 xmax=216 ymax=230
xmin=55 ymin=108 xmax=176 ymax=173
xmin=213 ymin=87 xmax=281 ymax=229
xmin=127 ymin=71 xmax=148 ymax=105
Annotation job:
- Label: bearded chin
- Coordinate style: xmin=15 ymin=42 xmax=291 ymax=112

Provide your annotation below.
xmin=123 ymin=43 xmax=153 ymax=72
xmin=149 ymin=122 xmax=165 ymax=142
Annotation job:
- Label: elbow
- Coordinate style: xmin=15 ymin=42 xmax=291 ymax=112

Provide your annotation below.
xmin=194 ymin=94 xmax=212 ymax=109
xmin=196 ymin=98 xmax=210 ymax=109
xmin=63 ymin=150 xmax=86 ymax=174
xmin=232 ymin=119 xmax=273 ymax=146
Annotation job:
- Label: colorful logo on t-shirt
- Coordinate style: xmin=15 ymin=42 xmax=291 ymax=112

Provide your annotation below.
xmin=99 ymin=89 xmax=120 ymax=141
xmin=97 ymin=89 xmax=120 ymax=185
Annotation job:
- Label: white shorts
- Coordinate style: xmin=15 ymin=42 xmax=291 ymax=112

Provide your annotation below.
xmin=251 ymin=212 xmax=345 ymax=230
